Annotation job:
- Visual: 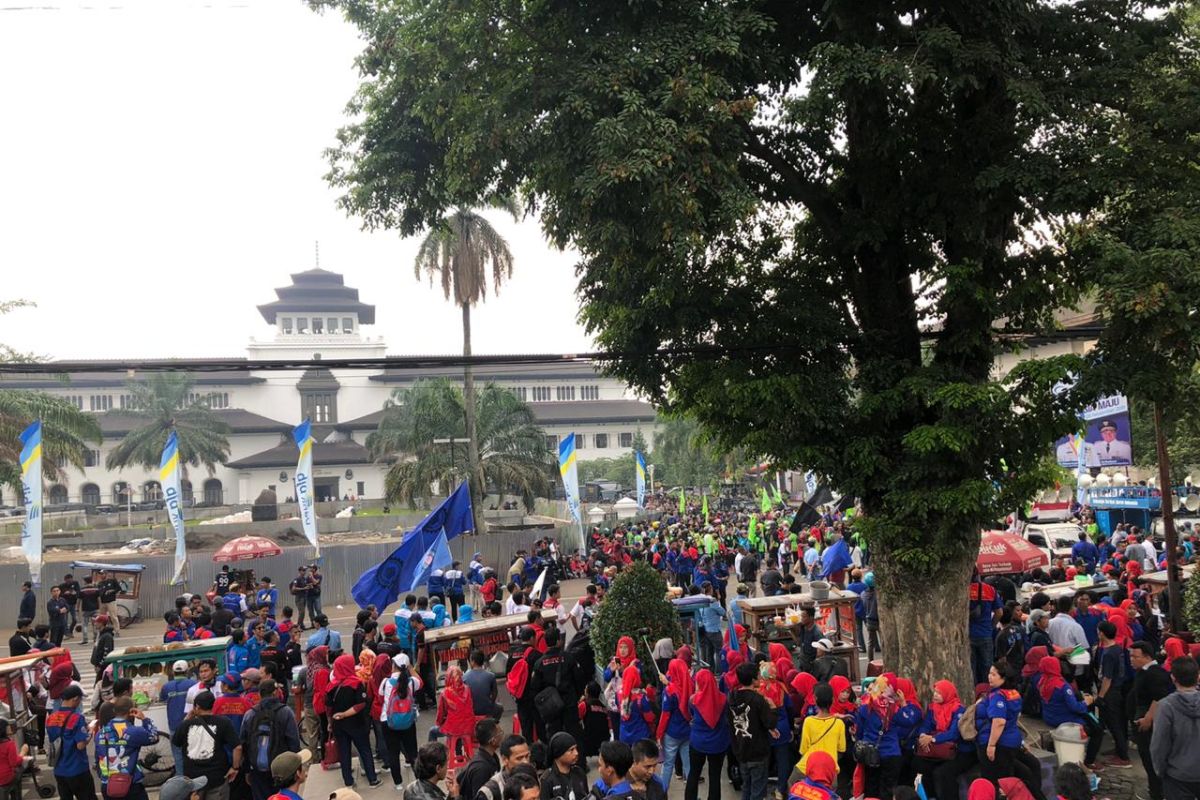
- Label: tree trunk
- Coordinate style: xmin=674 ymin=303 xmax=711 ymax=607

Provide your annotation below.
xmin=1154 ymin=401 xmax=1184 ymax=631
xmin=877 ymin=550 xmax=975 ymax=702
xmin=461 ymin=303 xmax=486 ymax=536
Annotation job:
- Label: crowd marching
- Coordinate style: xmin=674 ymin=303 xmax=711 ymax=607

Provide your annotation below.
xmin=3 ymin=497 xmax=1200 ymax=800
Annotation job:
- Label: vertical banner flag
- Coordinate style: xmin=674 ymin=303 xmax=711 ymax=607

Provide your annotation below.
xmin=679 ymin=488 xmax=686 ymax=515
xmin=18 ymin=421 xmax=42 ymax=587
xmin=702 ymin=494 xmax=709 ymax=525
xmin=558 ymin=434 xmax=583 ymax=539
xmin=160 ymin=432 xmax=187 ymax=584
xmin=352 ymin=482 xmax=474 ymax=610
xmin=292 ymin=420 xmax=321 ymax=556
xmin=772 ymin=483 xmax=784 ymax=506
xmin=635 ymin=451 xmax=647 ymax=509
xmin=760 ymin=487 xmax=771 ymax=514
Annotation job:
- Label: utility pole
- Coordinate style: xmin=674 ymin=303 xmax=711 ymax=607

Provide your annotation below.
xmin=1153 ymin=401 xmax=1184 ymax=632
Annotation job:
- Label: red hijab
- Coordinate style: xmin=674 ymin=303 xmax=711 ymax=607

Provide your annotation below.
xmin=48 ymin=662 xmax=75 ymax=700
xmin=757 ymin=660 xmax=786 ymax=707
xmin=894 ymin=678 xmax=921 ymax=710
xmin=1165 ymin=637 xmax=1187 ymax=671
xmin=1104 ymin=606 xmax=1134 ymax=647
xmin=619 ymin=664 xmax=643 ymax=716
xmin=329 ymin=654 xmax=362 ymax=690
xmin=666 ymin=658 xmax=692 ymax=721
xmin=804 ymin=751 xmax=837 ymax=787
xmin=724 ymin=649 xmax=745 ymax=691
xmin=676 ymin=645 xmax=694 ymax=668
xmin=441 ymin=666 xmax=476 ymax=734
xmin=968 ymin=778 xmax=996 ymax=800
xmin=723 ymin=624 xmax=750 ymax=659
xmin=1022 ymin=646 xmax=1048 ymax=679
xmin=691 ymin=669 xmax=726 ymax=729
xmin=616 ymin=636 xmax=638 ymax=669
xmin=768 ymin=643 xmax=791 ymax=664
xmin=828 ymin=675 xmax=856 ymax=715
xmin=1038 ymin=656 xmax=1067 ymax=702
xmin=790 ymin=671 xmax=818 ymax=709
xmin=930 ymin=680 xmax=961 ymax=733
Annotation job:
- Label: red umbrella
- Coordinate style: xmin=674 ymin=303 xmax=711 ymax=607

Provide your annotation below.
xmin=977 ymin=530 xmax=1049 ymax=576
xmin=212 ymin=535 xmax=282 ymax=562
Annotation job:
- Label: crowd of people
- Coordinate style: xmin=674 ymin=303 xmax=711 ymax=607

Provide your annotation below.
xmin=5 ymin=501 xmax=1200 ymax=800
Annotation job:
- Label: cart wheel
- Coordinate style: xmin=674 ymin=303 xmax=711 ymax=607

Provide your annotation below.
xmin=38 ymin=784 xmax=55 ymax=797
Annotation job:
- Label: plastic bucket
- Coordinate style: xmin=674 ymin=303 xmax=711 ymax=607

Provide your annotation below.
xmin=1051 ymin=724 xmax=1087 ymax=765
xmin=809 ymin=580 xmax=831 ymax=600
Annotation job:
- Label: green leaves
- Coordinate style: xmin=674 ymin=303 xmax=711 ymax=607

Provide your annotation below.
xmin=103 ymin=373 xmax=230 ymax=473
xmin=590 ymin=560 xmax=682 ymax=666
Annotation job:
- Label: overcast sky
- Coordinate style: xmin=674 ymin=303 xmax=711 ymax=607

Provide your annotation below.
xmin=0 ymin=0 xmax=593 ymax=362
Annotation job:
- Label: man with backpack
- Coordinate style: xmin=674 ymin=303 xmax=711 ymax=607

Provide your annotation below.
xmin=46 ymin=685 xmax=95 ymax=800
xmin=172 ymin=691 xmax=242 ymax=800
xmin=240 ymin=679 xmax=300 ymax=800
xmin=161 ymin=661 xmax=198 ymax=777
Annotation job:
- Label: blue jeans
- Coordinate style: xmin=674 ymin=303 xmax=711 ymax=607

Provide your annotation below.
xmin=741 ymin=759 xmax=769 ymax=800
xmin=969 ymin=637 xmax=994 ymax=687
xmin=660 ymin=734 xmax=690 ymax=792
xmin=772 ymin=743 xmax=791 ymax=790
xmin=171 ymin=744 xmax=184 ymax=776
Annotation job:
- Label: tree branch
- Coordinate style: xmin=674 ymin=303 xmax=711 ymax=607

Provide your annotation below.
xmin=739 ymin=121 xmax=838 ymax=228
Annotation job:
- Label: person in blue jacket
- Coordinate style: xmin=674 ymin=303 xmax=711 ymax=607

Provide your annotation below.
xmin=1036 ymin=656 xmax=1105 ymax=767
xmin=227 ymin=629 xmax=250 ymax=674
xmin=975 ymin=662 xmax=1025 ymax=788
xmin=617 ymin=667 xmax=654 ymax=744
xmin=656 ymin=658 xmax=692 ymax=792
xmin=854 ymin=678 xmax=903 ymax=800
xmin=914 ymin=680 xmax=974 ymax=800
xmin=158 ymin=660 xmax=197 ymax=776
xmin=47 ymin=685 xmax=96 ymax=800
xmin=426 ymin=568 xmax=446 ymax=603
xmin=255 ymin=578 xmax=278 ymax=618
xmin=686 ymin=669 xmax=731 ymax=800
xmin=892 ymin=677 xmax=925 ymax=778
xmin=95 ymin=696 xmax=159 ymax=798
xmin=444 ymin=562 xmax=468 ymax=621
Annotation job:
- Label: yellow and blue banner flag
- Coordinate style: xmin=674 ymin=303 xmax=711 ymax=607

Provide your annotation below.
xmin=19 ymin=421 xmax=43 ymax=586
xmin=160 ymin=431 xmax=188 ymax=584
xmin=558 ymin=434 xmax=583 ymax=543
xmin=635 ymin=450 xmax=647 ymax=509
xmin=293 ymin=419 xmax=321 ymax=556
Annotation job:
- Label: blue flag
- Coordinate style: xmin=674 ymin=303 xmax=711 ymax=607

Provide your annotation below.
xmin=410 ymin=532 xmax=453 ymax=593
xmin=820 ymin=538 xmax=853 ymax=578
xmin=351 ymin=482 xmax=474 ymax=610
xmin=727 ymin=615 xmax=740 ymax=655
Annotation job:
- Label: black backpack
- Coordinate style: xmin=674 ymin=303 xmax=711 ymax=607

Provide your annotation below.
xmin=244 ymin=705 xmax=287 ymax=773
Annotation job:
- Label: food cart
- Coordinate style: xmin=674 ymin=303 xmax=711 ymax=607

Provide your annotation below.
xmin=104 ymin=637 xmax=231 ymax=729
xmin=71 ymin=561 xmax=147 ymax=627
xmin=737 ymin=589 xmax=861 ymax=681
xmin=1017 ymin=578 xmax=1119 ymax=604
xmin=0 ymin=649 xmax=64 ymax=798
xmin=423 ymin=610 xmax=557 ymax=671
xmin=1138 ymin=563 xmax=1196 ymax=601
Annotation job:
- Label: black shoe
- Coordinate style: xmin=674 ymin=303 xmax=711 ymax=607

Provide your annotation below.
xmin=369 ymin=779 xmax=384 ymax=788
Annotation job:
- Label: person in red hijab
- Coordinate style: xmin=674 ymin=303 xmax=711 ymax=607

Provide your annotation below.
xmin=325 ymin=653 xmax=381 ymax=788
xmin=791 ymin=671 xmax=818 ymax=715
xmin=618 ymin=664 xmax=654 ymax=744
xmin=723 ymin=649 xmax=746 ymax=692
xmin=723 ymin=624 xmax=750 ymax=661
xmin=656 ymin=658 xmax=693 ymax=792
xmin=914 ymin=680 xmax=969 ymax=800
xmin=788 ymin=750 xmax=838 ymax=800
xmin=1164 ymin=637 xmax=1187 ymax=672
xmin=435 ymin=664 xmax=477 ymax=745
xmin=687 ymin=669 xmax=731 ymax=800
xmin=828 ymin=675 xmax=857 ymax=717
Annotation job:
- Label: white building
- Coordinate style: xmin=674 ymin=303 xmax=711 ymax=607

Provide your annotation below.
xmin=4 ymin=268 xmax=656 ymax=508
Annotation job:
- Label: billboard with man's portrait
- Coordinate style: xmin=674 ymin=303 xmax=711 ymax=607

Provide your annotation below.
xmin=1054 ymin=393 xmax=1132 ymax=468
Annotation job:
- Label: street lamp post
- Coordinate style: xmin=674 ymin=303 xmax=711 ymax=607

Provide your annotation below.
xmin=433 ymin=438 xmax=472 ymax=492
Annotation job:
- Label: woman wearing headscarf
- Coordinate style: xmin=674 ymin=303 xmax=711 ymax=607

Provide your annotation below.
xmin=787 ymin=750 xmax=838 ymax=800
xmin=305 ymin=645 xmax=331 ymax=759
xmin=618 ymin=664 xmax=654 ymax=744
xmin=657 ymin=658 xmax=693 ymax=791
xmin=723 ymin=623 xmax=750 ymax=661
xmin=686 ymin=669 xmax=731 ymax=800
xmin=892 ymin=677 xmax=924 ymax=785
xmin=676 ymin=644 xmax=694 ymax=670
xmin=434 ymin=665 xmax=477 ymax=762
xmin=456 ymin=605 xmax=475 ymax=624
xmin=914 ymin=680 xmax=974 ymax=800
xmin=431 ymin=603 xmax=448 ymax=629
xmin=974 ymin=662 xmax=1032 ymax=795
xmin=325 ymin=653 xmax=381 ymax=788
xmin=854 ymin=675 xmax=903 ymax=800
xmin=1036 ymin=655 xmax=1104 ymax=768
xmin=653 ymin=637 xmax=676 ymax=678
xmin=724 ymin=649 xmax=746 ymax=692
xmin=828 ymin=676 xmax=857 ymax=718
xmin=1164 ymin=637 xmax=1187 ymax=672
xmin=1103 ymin=605 xmax=1134 ymax=648
xmin=791 ymin=671 xmax=818 ymax=718
xmin=758 ymin=660 xmax=796 ymax=793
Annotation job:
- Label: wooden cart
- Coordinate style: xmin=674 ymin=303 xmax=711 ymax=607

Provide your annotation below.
xmin=104 ymin=637 xmax=231 ymax=729
xmin=1138 ymin=563 xmax=1195 ymax=600
xmin=423 ymin=609 xmax=557 ymax=670
xmin=1017 ymin=578 xmax=1119 ymax=604
xmin=737 ymin=589 xmax=861 ymax=681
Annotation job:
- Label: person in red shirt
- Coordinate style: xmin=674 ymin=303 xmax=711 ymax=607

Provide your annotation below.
xmin=211 ymin=672 xmax=253 ymax=736
xmin=481 ymin=573 xmax=498 ymax=605
xmin=0 ymin=719 xmax=30 ymax=791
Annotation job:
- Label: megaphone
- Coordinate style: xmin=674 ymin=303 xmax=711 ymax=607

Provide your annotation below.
xmin=1094 ymin=473 xmax=1111 ymax=488
xmin=1147 ymin=476 xmax=1157 ymax=488
xmin=1185 ymin=494 xmax=1199 ymax=513
xmin=1113 ymin=473 xmax=1128 ymax=487
xmin=1078 ymin=474 xmax=1094 ymax=489
xmin=1172 ymin=495 xmax=1182 ymax=512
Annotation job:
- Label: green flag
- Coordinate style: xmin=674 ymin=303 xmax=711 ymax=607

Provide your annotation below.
xmin=748 ymin=513 xmax=758 ymax=542
xmin=702 ymin=494 xmax=709 ymax=525
xmin=679 ymin=488 xmax=686 ymax=514
xmin=760 ymin=487 xmax=771 ymax=514
xmin=772 ymin=485 xmax=784 ymax=506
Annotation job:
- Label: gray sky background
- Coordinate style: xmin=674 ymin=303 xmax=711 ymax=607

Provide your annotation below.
xmin=0 ymin=0 xmax=593 ymax=361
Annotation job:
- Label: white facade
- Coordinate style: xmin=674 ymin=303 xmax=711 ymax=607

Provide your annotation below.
xmin=6 ymin=269 xmax=656 ymax=509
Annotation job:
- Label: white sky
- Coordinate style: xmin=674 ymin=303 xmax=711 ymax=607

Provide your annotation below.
xmin=0 ymin=0 xmax=593 ymax=361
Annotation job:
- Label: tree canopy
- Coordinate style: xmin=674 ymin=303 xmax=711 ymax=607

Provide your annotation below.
xmin=316 ymin=0 xmax=1186 ymax=688
xmin=104 ymin=373 xmax=231 ymax=473
xmin=368 ymin=378 xmax=554 ymax=510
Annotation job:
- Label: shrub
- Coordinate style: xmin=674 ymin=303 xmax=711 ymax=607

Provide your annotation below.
xmin=590 ymin=560 xmax=684 ymax=666
xmin=1184 ymin=570 xmax=1200 ymax=633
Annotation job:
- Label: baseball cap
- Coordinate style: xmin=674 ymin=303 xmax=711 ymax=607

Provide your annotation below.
xmin=382 ymin=623 xmax=397 ymax=636
xmin=94 ymin=614 xmax=110 ymax=626
xmin=60 ymin=685 xmax=84 ymax=701
xmin=172 ymin=660 xmax=189 ymax=674
xmin=240 ymin=668 xmax=261 ymax=684
xmin=161 ymin=776 xmax=207 ymax=800
xmin=814 ymin=638 xmax=834 ymax=653
xmin=270 ymin=749 xmax=313 ymax=783
xmin=219 ymin=672 xmax=242 ymax=691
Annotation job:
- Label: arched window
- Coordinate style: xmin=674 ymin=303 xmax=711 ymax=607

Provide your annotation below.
xmin=143 ymin=481 xmax=163 ymax=502
xmin=81 ymin=483 xmax=101 ymax=507
xmin=112 ymin=481 xmax=131 ymax=505
xmin=48 ymin=485 xmax=68 ymax=504
xmin=203 ymin=479 xmax=223 ymax=506
xmin=180 ymin=479 xmax=194 ymax=506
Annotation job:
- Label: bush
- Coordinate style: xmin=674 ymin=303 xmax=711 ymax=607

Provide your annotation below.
xmin=1184 ymin=570 xmax=1200 ymax=633
xmin=590 ymin=561 xmax=684 ymax=666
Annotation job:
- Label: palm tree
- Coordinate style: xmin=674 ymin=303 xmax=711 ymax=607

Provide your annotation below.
xmin=414 ymin=199 xmax=520 ymax=533
xmin=0 ymin=390 xmax=103 ymax=493
xmin=104 ymin=373 xmax=231 ymax=472
xmin=367 ymin=379 xmax=553 ymax=512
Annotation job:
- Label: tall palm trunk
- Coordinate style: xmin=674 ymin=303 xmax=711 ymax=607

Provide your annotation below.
xmin=462 ymin=303 xmax=486 ymax=535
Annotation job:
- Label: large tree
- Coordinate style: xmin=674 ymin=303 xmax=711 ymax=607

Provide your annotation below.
xmin=104 ymin=373 xmax=230 ymax=472
xmin=316 ymin=0 xmax=1178 ymax=690
xmin=368 ymin=378 xmax=554 ymax=511
xmin=410 ymin=200 xmax=521 ymax=536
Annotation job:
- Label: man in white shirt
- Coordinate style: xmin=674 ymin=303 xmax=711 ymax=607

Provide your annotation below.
xmin=570 ymin=585 xmax=599 ymax=632
xmin=1142 ymin=537 xmax=1159 ymax=571
xmin=733 ymin=550 xmax=745 ymax=582
xmin=1047 ymin=595 xmax=1092 ymax=683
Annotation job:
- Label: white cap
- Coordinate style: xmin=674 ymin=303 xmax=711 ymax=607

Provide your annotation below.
xmin=814 ymin=638 xmax=834 ymax=653
xmin=393 ymin=653 xmax=411 ymax=668
xmin=172 ymin=660 xmax=190 ymax=673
